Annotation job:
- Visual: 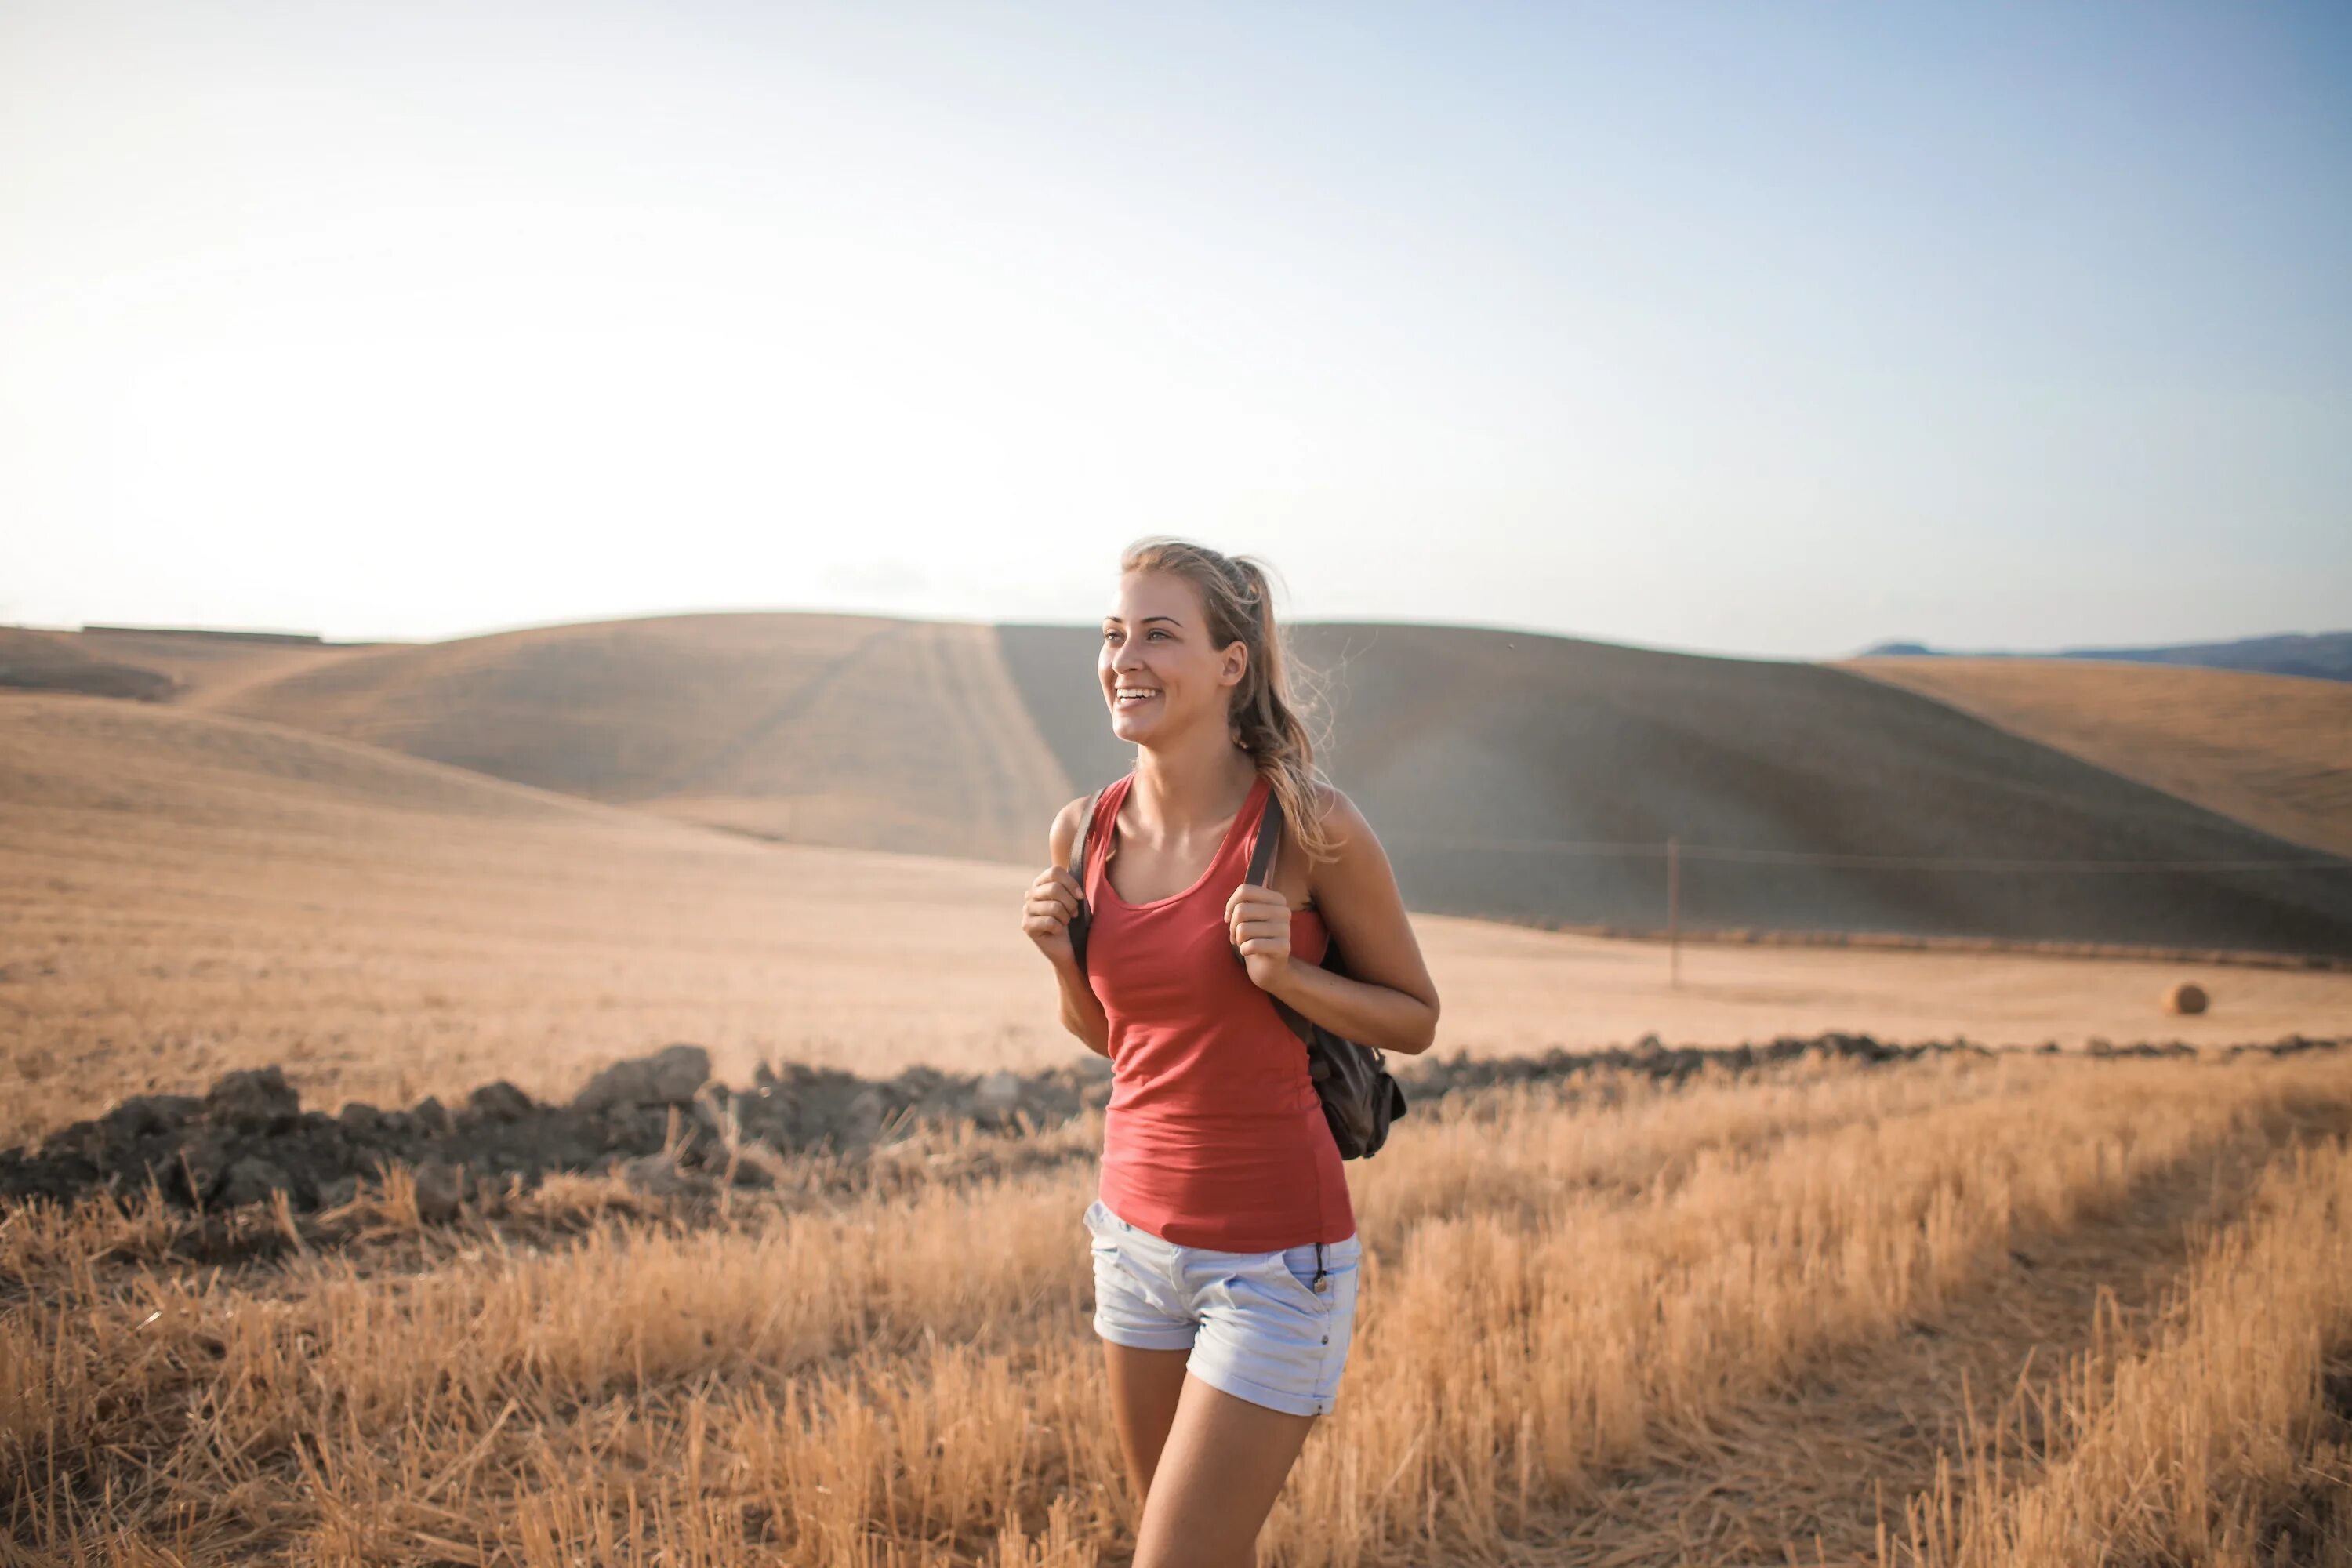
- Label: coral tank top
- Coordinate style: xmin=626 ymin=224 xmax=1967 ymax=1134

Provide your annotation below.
xmin=1083 ymin=769 xmax=1356 ymax=1251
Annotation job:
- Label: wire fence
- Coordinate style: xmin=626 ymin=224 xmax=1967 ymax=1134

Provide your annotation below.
xmin=1383 ymin=833 xmax=2352 ymax=874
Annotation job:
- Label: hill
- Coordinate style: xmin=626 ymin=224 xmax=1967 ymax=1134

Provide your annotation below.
xmin=1000 ymin=622 xmax=2352 ymax=957
xmin=0 ymin=691 xmax=1067 ymax=1144
xmin=149 ymin=612 xmax=1074 ymax=863
xmin=18 ymin=613 xmax=2352 ymax=956
xmin=0 ymin=626 xmax=182 ymax=702
xmin=1860 ymin=630 xmax=2352 ymax=683
xmin=1845 ymin=658 xmax=2352 ymax=862
xmin=9 ymin=688 xmax=2351 ymax=1152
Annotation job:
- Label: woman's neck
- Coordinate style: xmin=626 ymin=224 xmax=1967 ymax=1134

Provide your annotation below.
xmin=1127 ymin=741 xmax=1260 ymax=839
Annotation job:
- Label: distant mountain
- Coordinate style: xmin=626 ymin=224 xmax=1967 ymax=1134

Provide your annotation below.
xmin=1857 ymin=632 xmax=2352 ymax=684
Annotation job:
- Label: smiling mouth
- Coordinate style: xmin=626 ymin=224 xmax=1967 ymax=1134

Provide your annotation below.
xmin=1113 ymin=687 xmax=1161 ymax=708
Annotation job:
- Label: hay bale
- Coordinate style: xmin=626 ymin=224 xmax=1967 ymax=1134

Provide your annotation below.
xmin=2162 ymin=981 xmax=2209 ymax=1016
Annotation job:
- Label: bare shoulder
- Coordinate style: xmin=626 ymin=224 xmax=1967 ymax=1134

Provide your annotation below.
xmin=1307 ymin=782 xmax=1377 ymax=855
xmin=1048 ymin=792 xmax=1097 ymax=868
xmin=1301 ymin=779 xmax=1437 ymax=1018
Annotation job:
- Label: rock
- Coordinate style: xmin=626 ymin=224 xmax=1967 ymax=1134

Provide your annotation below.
xmin=175 ymin=1133 xmax=230 ymax=1203
xmin=103 ymin=1094 xmax=201 ymax=1138
xmin=205 ymin=1068 xmax=299 ymax=1131
xmin=572 ymin=1045 xmax=712 ymax=1112
xmin=837 ymin=1087 xmax=885 ymax=1146
xmin=318 ymin=1175 xmax=360 ymax=1210
xmin=413 ymin=1097 xmax=455 ymax=1137
xmin=2163 ymin=982 xmax=2209 ymax=1017
xmin=337 ymin=1102 xmax=385 ymax=1138
xmin=467 ymin=1081 xmax=535 ymax=1122
xmin=618 ymin=1152 xmax=694 ymax=1198
xmin=975 ymin=1071 xmax=1024 ymax=1113
xmin=728 ymin=1140 xmax=789 ymax=1187
xmin=217 ymin=1156 xmax=293 ymax=1208
xmin=1076 ymin=1054 xmax=1114 ymax=1081
xmin=412 ymin=1160 xmax=464 ymax=1223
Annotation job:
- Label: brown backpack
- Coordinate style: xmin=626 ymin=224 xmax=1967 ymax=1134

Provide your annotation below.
xmin=1065 ymin=778 xmax=1410 ymax=1160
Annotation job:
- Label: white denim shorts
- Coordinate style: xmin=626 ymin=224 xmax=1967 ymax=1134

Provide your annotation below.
xmin=1082 ymin=1196 xmax=1363 ymax=1417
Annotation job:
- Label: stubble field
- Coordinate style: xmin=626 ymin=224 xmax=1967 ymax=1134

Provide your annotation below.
xmin=8 ymin=1047 xmax=2352 ymax=1564
xmin=7 ymin=690 xmax=2352 ymax=1563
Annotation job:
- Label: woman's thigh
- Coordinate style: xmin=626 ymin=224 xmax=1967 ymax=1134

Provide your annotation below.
xmin=1101 ymin=1341 xmax=1192 ymax=1507
xmin=1133 ymin=1372 xmax=1316 ymax=1568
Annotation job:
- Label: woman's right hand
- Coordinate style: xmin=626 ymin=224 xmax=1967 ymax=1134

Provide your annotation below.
xmin=1023 ymin=865 xmax=1085 ymax=966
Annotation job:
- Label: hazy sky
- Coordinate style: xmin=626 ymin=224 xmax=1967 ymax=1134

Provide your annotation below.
xmin=3 ymin=2 xmax=2347 ymax=659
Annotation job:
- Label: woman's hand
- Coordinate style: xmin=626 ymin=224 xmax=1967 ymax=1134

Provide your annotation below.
xmin=1226 ymin=881 xmax=1295 ymax=994
xmin=1023 ymin=865 xmax=1084 ymax=966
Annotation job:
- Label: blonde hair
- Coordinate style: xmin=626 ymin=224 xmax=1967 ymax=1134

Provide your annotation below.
xmin=1118 ymin=535 xmax=1345 ymax=866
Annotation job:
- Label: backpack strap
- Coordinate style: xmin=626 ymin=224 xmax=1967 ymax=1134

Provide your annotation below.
xmin=1243 ymin=776 xmax=1283 ymax=888
xmin=1236 ymin=781 xmax=1289 ymax=976
xmin=1236 ymin=784 xmax=1333 ymax=1046
xmin=1069 ymin=786 xmax=1104 ymax=880
xmin=1067 ymin=786 xmax=1105 ymax=974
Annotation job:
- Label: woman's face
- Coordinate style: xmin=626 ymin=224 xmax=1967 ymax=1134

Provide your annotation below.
xmin=1100 ymin=569 xmax=1246 ymax=748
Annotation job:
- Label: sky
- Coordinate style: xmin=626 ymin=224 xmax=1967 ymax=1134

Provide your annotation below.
xmin=2 ymin=1 xmax=2347 ymax=660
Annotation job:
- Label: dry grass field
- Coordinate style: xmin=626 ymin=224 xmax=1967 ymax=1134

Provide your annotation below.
xmin=8 ymin=1047 xmax=2351 ymax=1563
xmin=8 ymin=691 xmax=2351 ymax=1151
xmin=1847 ymin=656 xmax=2352 ymax=862
xmin=8 ymin=679 xmax=2352 ymax=1563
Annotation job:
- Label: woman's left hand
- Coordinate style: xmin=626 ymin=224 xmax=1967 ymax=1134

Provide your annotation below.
xmin=1226 ymin=882 xmax=1295 ymax=994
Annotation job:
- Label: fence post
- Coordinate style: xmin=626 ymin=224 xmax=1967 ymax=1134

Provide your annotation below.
xmin=1667 ymin=837 xmax=1681 ymax=989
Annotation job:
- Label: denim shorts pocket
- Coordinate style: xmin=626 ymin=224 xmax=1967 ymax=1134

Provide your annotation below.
xmin=1271 ymin=1244 xmax=1353 ymax=1312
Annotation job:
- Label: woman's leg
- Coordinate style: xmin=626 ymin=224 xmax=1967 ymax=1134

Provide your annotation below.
xmin=1131 ymin=1372 xmax=1316 ymax=1568
xmin=1102 ymin=1341 xmax=1192 ymax=1509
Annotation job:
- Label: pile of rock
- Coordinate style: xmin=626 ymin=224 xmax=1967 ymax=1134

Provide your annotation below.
xmin=0 ymin=1045 xmax=1116 ymax=1216
xmin=1392 ymin=1030 xmax=1951 ymax=1097
xmin=5 ymin=1032 xmax=2339 ymax=1219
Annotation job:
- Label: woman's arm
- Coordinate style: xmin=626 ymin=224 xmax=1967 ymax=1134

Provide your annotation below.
xmin=1046 ymin=794 xmax=1112 ymax=1056
xmin=1232 ymin=786 xmax=1441 ymax=1055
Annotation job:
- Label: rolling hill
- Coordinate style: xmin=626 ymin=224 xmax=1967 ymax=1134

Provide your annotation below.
xmin=1845 ymin=657 xmax=2352 ymax=862
xmin=1000 ymin=622 xmax=2352 ymax=957
xmin=111 ymin=613 xmax=1075 ymax=863
xmin=12 ymin=614 xmax=2352 ymax=956
xmin=9 ymin=688 xmax=2350 ymax=1152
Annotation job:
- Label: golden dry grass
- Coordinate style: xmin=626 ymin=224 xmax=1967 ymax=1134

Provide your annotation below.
xmin=1847 ymin=655 xmax=2352 ymax=861
xmin=1893 ymin=1132 xmax=2352 ymax=1566
xmin=9 ymin=691 xmax=2352 ymax=1152
xmin=12 ymin=682 xmax=2352 ymax=1563
xmin=8 ymin=1050 xmax=2352 ymax=1564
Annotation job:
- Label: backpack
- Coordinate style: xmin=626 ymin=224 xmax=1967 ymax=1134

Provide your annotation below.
xmin=1065 ymin=777 xmax=1410 ymax=1160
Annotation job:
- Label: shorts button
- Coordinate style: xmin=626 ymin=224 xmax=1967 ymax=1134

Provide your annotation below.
xmin=1319 ymin=1334 xmax=1329 ymax=1344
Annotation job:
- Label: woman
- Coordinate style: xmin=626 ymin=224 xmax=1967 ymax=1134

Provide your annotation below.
xmin=1021 ymin=537 xmax=1440 ymax=1564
